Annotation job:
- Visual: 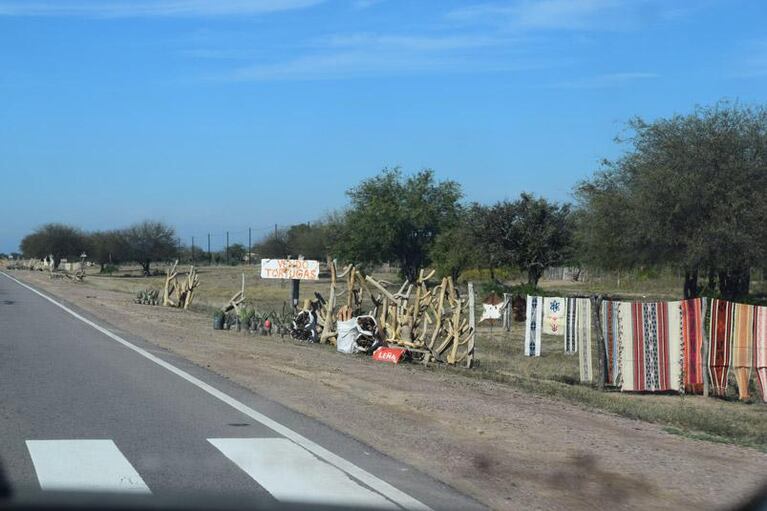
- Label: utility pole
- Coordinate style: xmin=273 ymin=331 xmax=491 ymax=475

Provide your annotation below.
xmin=191 ymin=236 xmax=195 ymax=264
xmin=226 ymin=231 xmax=230 ymax=265
xmin=248 ymin=227 xmax=252 ymax=266
xmin=207 ymin=233 xmax=211 ymax=265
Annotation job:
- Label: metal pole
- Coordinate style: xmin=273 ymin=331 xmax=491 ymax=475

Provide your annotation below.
xmin=248 ymin=227 xmax=252 ymax=265
xmin=292 ymin=279 xmax=300 ymax=310
xmin=226 ymin=232 xmax=229 ymax=265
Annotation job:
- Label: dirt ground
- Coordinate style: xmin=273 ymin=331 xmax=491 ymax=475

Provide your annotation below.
xmin=9 ymin=270 xmax=767 ymax=510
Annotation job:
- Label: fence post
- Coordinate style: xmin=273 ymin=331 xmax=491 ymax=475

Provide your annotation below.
xmin=467 ymin=282 xmax=476 ymax=368
xmin=592 ymin=294 xmax=606 ymax=390
xmin=502 ymin=292 xmax=512 ymax=332
xmin=701 ymin=298 xmax=710 ymax=398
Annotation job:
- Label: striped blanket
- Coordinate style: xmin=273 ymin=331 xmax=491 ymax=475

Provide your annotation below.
xmin=621 ymin=301 xmax=682 ymax=392
xmin=601 ymin=300 xmax=622 ymax=386
xmin=564 ymin=298 xmax=578 ymax=354
xmin=708 ymin=299 xmax=734 ymax=397
xmin=573 ymin=298 xmax=593 ymax=382
xmin=681 ymin=298 xmax=704 ymax=394
xmin=754 ymin=306 xmax=767 ymax=402
xmin=732 ymin=303 xmax=754 ymax=401
xmin=524 ymin=295 xmax=542 ymax=357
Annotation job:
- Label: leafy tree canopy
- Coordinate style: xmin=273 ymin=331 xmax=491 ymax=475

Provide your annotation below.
xmin=20 ymin=223 xmax=87 ymax=268
xmin=334 ymin=168 xmax=462 ymax=281
xmin=123 ymin=220 xmax=178 ymax=275
xmin=87 ymin=230 xmax=129 ymax=270
xmin=474 ymin=194 xmax=573 ymax=286
xmin=576 ymin=101 xmax=767 ymax=298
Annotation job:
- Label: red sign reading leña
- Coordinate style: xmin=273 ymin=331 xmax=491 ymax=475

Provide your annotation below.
xmin=372 ymin=347 xmax=407 ymax=364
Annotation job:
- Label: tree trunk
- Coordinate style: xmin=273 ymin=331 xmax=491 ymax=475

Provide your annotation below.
xmin=718 ymin=267 xmax=751 ymax=300
xmin=683 ymin=269 xmax=699 ymax=299
xmin=402 ymin=264 xmax=417 ymax=283
xmin=53 ymin=256 xmax=61 ymax=270
xmin=142 ymin=260 xmax=151 ymax=276
xmin=527 ymin=266 xmax=542 ymax=287
xmin=99 ymin=262 xmax=105 ymax=273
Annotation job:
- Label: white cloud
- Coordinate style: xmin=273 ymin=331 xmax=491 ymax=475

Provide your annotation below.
xmin=352 ymin=0 xmax=384 ymax=9
xmin=320 ymin=32 xmax=515 ymax=52
xmin=221 ymin=51 xmax=503 ymax=81
xmin=0 ymin=0 xmax=323 ymax=17
xmin=204 ymin=27 xmax=541 ymax=81
xmin=446 ymin=0 xmax=683 ymax=31
xmin=550 ymin=72 xmax=658 ymax=89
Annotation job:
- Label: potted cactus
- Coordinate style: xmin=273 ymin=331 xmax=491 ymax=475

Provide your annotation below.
xmin=213 ymin=310 xmax=225 ymax=330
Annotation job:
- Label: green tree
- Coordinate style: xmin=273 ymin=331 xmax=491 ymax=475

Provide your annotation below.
xmin=335 ymin=168 xmax=462 ymax=281
xmin=20 ymin=223 xmax=87 ymax=269
xmin=228 ymin=243 xmax=247 ymax=263
xmin=576 ymin=102 xmax=767 ymax=299
xmin=87 ymin=230 xmax=128 ymax=272
xmin=123 ymin=220 xmax=178 ymax=275
xmin=475 ymin=194 xmax=573 ymax=286
xmin=257 ymin=229 xmax=290 ymax=259
xmin=286 ymin=223 xmax=328 ymax=260
xmin=430 ymin=205 xmax=480 ymax=282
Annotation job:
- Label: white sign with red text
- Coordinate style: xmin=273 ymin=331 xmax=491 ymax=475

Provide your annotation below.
xmin=260 ymin=259 xmax=320 ymax=280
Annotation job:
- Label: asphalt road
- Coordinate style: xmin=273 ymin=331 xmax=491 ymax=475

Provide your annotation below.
xmin=0 ymin=273 xmax=483 ymax=510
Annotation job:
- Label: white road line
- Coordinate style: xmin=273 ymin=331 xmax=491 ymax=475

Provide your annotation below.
xmin=26 ymin=440 xmax=150 ymax=494
xmin=209 ymin=438 xmax=398 ymax=508
xmin=1 ymin=272 xmax=430 ymax=511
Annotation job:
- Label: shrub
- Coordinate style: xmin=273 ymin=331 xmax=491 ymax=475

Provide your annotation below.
xmin=101 ymin=264 xmax=119 ymax=274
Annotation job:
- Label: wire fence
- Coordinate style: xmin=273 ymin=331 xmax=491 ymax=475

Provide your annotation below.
xmin=177 ymin=224 xmax=288 ymax=265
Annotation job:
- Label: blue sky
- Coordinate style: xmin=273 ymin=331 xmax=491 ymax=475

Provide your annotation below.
xmin=1 ymin=0 xmax=766 ymax=253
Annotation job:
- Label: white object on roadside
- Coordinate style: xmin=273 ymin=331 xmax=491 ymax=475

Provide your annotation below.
xmin=336 ymin=318 xmax=361 ymax=354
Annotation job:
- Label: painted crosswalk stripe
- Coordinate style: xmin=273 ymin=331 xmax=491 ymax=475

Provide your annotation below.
xmin=209 ymin=438 xmax=397 ymax=508
xmin=26 ymin=440 xmax=150 ymax=494
xmin=3 ymin=272 xmax=429 ymax=510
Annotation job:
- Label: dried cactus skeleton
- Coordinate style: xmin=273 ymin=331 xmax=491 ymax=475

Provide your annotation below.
xmin=303 ymin=261 xmax=476 ymax=367
xmin=162 ymin=260 xmax=200 ymax=309
xmin=223 ymin=273 xmax=246 ymax=315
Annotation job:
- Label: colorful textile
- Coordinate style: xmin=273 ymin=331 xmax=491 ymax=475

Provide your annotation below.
xmin=574 ymin=298 xmax=593 ymax=383
xmin=601 ymin=300 xmax=622 ymax=386
xmin=753 ymin=305 xmax=767 ymax=402
xmin=542 ymin=297 xmax=565 ymax=336
xmin=524 ymin=295 xmax=542 ymax=357
xmin=479 ymin=293 xmax=504 ymax=324
xmin=667 ymin=301 xmax=684 ymax=392
xmin=731 ymin=303 xmax=754 ymax=401
xmin=621 ymin=302 xmax=682 ymax=392
xmin=708 ymin=299 xmax=734 ymax=397
xmin=681 ymin=298 xmax=704 ymax=394
xmin=564 ymin=298 xmax=578 ymax=354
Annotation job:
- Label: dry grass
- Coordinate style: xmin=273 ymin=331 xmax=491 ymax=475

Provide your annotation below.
xmin=468 ymin=327 xmax=767 ymax=450
xmin=60 ymin=264 xmax=767 ymax=450
xmin=85 ymin=264 xmax=340 ymax=313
